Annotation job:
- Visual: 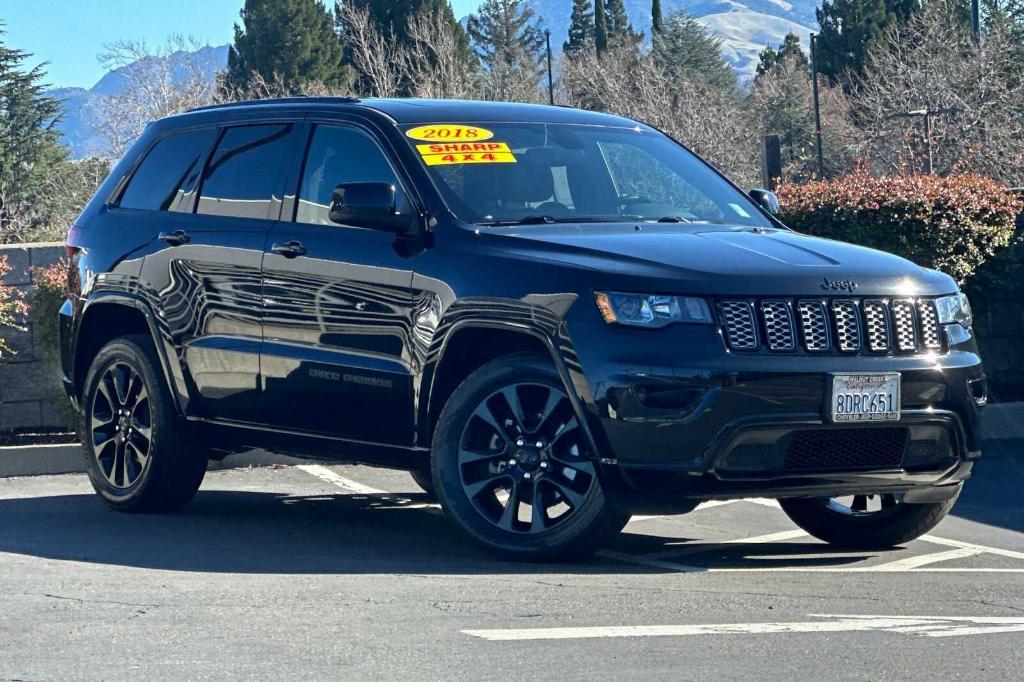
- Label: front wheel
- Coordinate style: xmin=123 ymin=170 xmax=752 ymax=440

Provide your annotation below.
xmin=779 ymin=489 xmax=960 ymax=548
xmin=432 ymin=353 xmax=628 ymax=561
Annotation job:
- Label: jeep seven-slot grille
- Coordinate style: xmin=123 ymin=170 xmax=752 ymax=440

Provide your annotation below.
xmin=717 ymin=298 xmax=943 ymax=355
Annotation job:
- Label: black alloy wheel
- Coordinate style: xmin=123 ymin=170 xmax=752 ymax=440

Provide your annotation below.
xmin=90 ymin=361 xmax=153 ymax=489
xmin=458 ymin=382 xmax=597 ymax=534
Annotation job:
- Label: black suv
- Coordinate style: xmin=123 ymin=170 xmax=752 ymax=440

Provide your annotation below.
xmin=59 ymin=98 xmax=987 ymax=560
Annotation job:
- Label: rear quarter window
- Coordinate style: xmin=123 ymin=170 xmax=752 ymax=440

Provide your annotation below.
xmin=118 ymin=128 xmax=216 ymax=212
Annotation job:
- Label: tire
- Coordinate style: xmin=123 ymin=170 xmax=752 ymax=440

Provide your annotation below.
xmin=409 ymin=468 xmax=436 ymax=498
xmin=779 ymin=488 xmax=961 ymax=548
xmin=432 ymin=353 xmax=629 ymax=562
xmin=80 ymin=335 xmax=207 ymax=513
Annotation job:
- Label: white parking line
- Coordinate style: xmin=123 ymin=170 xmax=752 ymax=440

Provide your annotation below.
xmin=920 ymin=534 xmax=1024 ymax=562
xmin=296 ymin=465 xmax=387 ymax=495
xmin=462 ymin=615 xmax=1024 ymax=641
xmin=859 ymin=547 xmax=985 ymax=571
xmin=642 ymin=529 xmax=809 ymax=561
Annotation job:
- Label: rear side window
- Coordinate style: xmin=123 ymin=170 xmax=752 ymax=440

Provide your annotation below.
xmin=197 ymin=124 xmax=293 ymax=220
xmin=118 ymin=128 xmax=216 ymax=212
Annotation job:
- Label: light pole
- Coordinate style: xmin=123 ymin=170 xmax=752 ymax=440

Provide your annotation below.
xmin=545 ymin=30 xmax=554 ymax=106
xmin=809 ymin=33 xmax=824 ymax=179
xmin=887 ymin=107 xmax=963 ymax=175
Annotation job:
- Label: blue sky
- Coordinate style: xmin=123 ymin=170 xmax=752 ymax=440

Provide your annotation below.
xmin=2 ymin=0 xmax=482 ymax=89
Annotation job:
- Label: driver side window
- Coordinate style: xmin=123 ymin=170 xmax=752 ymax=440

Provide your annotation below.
xmin=296 ymin=125 xmax=402 ymax=226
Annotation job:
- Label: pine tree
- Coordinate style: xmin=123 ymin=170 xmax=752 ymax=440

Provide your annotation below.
xmin=756 ymin=32 xmax=809 ymax=77
xmin=604 ymin=0 xmax=643 ymax=47
xmin=815 ymin=0 xmax=918 ymax=82
xmin=349 ymin=0 xmax=472 ymax=62
xmin=564 ymin=0 xmax=595 ymax=54
xmin=594 ymin=0 xmax=609 ymax=53
xmin=466 ymin=0 xmax=545 ymax=98
xmin=653 ymin=13 xmax=736 ymax=89
xmin=0 ymin=25 xmax=67 ymax=241
xmin=651 ymin=0 xmax=664 ymax=34
xmin=225 ymin=0 xmax=350 ymax=93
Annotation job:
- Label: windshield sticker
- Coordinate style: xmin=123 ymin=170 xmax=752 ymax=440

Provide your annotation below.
xmin=405 ymin=124 xmax=494 ymax=141
xmin=416 ymin=141 xmax=517 ymax=166
xmin=729 ymin=203 xmax=752 ymax=218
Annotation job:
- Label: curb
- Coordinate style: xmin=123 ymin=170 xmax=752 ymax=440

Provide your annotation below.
xmin=0 ymin=443 xmax=84 ymax=478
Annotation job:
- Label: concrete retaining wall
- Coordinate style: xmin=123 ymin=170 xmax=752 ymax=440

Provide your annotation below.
xmin=0 ymin=243 xmax=68 ymax=433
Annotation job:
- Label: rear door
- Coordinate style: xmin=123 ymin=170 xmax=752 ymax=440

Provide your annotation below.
xmin=259 ymin=121 xmax=420 ymax=444
xmin=137 ymin=120 xmax=299 ymax=422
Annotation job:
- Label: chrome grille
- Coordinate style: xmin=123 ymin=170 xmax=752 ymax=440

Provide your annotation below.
xmin=832 ymin=300 xmax=862 ymax=353
xmin=717 ymin=297 xmax=946 ymax=355
xmin=862 ymin=300 xmax=891 ymax=352
xmin=891 ymin=299 xmax=918 ymax=352
xmin=760 ymin=301 xmax=796 ymax=351
xmin=916 ymin=300 xmax=941 ymax=349
xmin=797 ymin=300 xmax=830 ymax=351
xmin=717 ymin=301 xmax=758 ymax=350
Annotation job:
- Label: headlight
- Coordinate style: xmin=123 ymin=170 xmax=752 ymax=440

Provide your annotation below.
xmin=594 ymin=292 xmax=712 ymax=328
xmin=935 ymin=292 xmax=972 ymax=328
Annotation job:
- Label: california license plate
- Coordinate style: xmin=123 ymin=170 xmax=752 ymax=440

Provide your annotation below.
xmin=830 ymin=373 xmax=901 ymax=423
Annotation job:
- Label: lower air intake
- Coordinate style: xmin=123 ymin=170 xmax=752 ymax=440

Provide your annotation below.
xmin=784 ymin=428 xmax=908 ymax=472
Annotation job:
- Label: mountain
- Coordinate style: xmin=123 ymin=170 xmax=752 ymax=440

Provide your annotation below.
xmin=48 ymin=45 xmax=229 ymax=159
xmin=525 ymin=0 xmax=818 ymax=79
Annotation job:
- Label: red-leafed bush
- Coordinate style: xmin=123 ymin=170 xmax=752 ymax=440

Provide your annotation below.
xmin=776 ymin=172 xmax=1022 ymax=283
xmin=0 ymin=254 xmax=29 ymax=358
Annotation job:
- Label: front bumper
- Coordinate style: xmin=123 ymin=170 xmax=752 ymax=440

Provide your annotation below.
xmin=563 ymin=319 xmax=986 ymax=508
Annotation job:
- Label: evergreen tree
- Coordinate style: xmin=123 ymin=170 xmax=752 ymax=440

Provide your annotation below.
xmin=225 ymin=0 xmax=350 ymax=93
xmin=604 ymin=0 xmax=643 ymax=46
xmin=349 ymin=0 xmax=472 ymax=63
xmin=0 ymin=25 xmax=67 ymax=241
xmin=594 ymin=0 xmax=609 ymax=53
xmin=466 ymin=0 xmax=545 ymax=97
xmin=756 ymin=32 xmax=809 ymax=77
xmin=653 ymin=13 xmax=736 ymax=89
xmin=814 ymin=0 xmax=918 ymax=82
xmin=564 ymin=0 xmax=596 ymax=54
xmin=651 ymin=0 xmax=664 ymax=34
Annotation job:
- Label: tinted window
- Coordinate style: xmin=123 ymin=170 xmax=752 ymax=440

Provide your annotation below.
xmin=119 ymin=128 xmax=215 ymax=211
xmin=197 ymin=124 xmax=293 ymax=219
xmin=296 ymin=125 xmax=400 ymax=226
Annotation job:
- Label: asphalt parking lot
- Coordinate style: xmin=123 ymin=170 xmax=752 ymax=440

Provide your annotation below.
xmin=1 ymin=442 xmax=1022 ymax=680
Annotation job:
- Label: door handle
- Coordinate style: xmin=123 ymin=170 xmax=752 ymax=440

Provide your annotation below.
xmin=271 ymin=241 xmax=307 ymax=258
xmin=158 ymin=229 xmax=191 ymax=246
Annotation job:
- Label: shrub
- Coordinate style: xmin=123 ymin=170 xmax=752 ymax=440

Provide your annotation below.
xmin=28 ymin=260 xmax=78 ymax=431
xmin=776 ymin=172 xmax=1022 ymax=284
xmin=0 ymin=254 xmax=29 ymax=358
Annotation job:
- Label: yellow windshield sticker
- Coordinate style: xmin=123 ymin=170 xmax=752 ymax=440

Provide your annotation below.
xmin=405 ymin=124 xmax=494 ymax=141
xmin=416 ymin=141 xmax=517 ymax=166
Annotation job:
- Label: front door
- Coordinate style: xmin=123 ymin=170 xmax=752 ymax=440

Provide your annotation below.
xmin=259 ymin=122 xmax=420 ymax=445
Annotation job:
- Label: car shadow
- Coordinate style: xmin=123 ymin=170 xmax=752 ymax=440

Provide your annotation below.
xmin=950 ymin=439 xmax=1024 ymax=534
xmin=0 ymin=488 xmax=901 ymax=575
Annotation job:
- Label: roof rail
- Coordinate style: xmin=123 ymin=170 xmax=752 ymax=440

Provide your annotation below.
xmin=186 ymin=96 xmax=361 ymax=114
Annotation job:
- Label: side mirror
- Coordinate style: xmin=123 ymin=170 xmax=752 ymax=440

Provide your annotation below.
xmin=749 ymin=188 xmax=780 ymax=216
xmin=329 ymin=181 xmax=414 ymax=233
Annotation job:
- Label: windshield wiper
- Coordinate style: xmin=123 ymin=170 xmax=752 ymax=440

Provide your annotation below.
xmin=655 ymin=215 xmax=694 ymax=223
xmin=516 ymin=214 xmax=558 ymax=225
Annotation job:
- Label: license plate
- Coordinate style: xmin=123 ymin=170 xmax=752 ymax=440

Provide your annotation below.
xmin=830 ymin=373 xmax=901 ymax=423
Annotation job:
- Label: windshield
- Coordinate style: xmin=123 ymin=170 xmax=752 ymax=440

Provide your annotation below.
xmin=400 ymin=121 xmax=771 ymax=228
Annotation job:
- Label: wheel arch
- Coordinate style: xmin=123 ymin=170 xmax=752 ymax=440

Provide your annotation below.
xmin=419 ymin=320 xmax=601 ymax=460
xmin=73 ymin=294 xmax=186 ymax=415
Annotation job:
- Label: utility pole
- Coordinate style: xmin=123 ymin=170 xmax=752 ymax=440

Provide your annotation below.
xmin=809 ymin=33 xmax=825 ymax=179
xmin=971 ymin=0 xmax=981 ymax=43
xmin=545 ymin=30 xmax=555 ymax=106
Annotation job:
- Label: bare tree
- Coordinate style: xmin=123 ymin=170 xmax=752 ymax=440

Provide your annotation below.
xmin=337 ymin=2 xmax=406 ymax=98
xmin=562 ymin=46 xmax=760 ymax=185
xmin=405 ymin=10 xmax=479 ymax=99
xmin=853 ymin=3 xmax=1024 ymax=183
xmin=88 ymin=35 xmax=219 ymax=156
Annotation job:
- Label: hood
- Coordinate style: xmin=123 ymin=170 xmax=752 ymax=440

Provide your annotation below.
xmin=485 ymin=224 xmax=956 ymax=297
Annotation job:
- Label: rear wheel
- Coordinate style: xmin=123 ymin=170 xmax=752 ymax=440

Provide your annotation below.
xmin=432 ymin=353 xmax=628 ymax=561
xmin=779 ymin=489 xmax=960 ymax=548
xmin=409 ymin=469 xmax=436 ymax=498
xmin=81 ymin=335 xmax=207 ymax=513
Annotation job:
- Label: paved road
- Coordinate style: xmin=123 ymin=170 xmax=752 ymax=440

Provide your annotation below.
xmin=1 ymin=442 xmax=1022 ymax=680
